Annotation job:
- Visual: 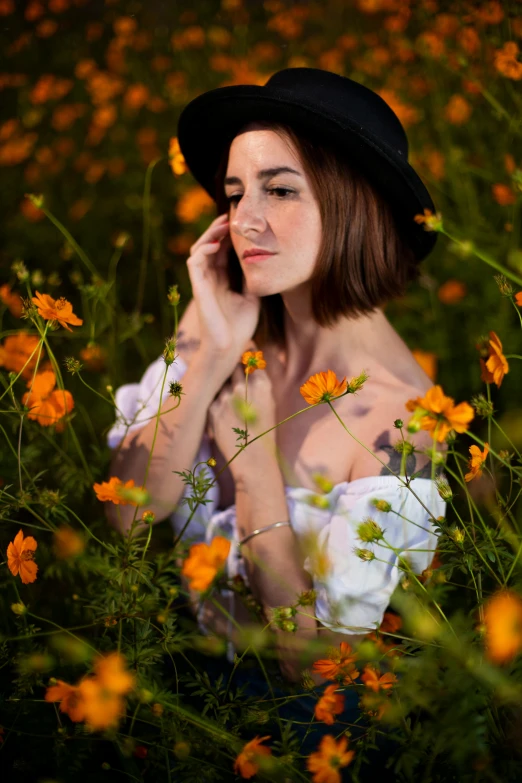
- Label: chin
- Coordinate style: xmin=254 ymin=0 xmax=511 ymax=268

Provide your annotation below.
xmin=243 ymin=275 xmax=283 ymax=298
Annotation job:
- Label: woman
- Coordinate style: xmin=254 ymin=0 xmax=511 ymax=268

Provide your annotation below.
xmin=106 ymin=68 xmax=445 ymax=767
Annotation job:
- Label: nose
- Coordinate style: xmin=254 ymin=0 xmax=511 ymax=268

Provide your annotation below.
xmin=230 ymin=190 xmax=267 ymax=237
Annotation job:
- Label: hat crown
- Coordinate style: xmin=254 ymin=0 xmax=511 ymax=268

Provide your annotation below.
xmin=265 ymin=67 xmax=408 ymax=157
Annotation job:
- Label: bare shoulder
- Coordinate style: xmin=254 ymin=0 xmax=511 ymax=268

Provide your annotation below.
xmin=347 ymin=377 xmax=445 ymax=482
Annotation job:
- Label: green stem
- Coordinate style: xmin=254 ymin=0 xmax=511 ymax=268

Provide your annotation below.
xmin=440 ymin=228 xmax=522 ymax=287
xmin=136 ymin=157 xmax=162 ymax=314
xmin=37 ymin=204 xmax=100 ymax=279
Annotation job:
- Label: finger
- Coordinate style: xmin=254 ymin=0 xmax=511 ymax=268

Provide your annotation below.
xmin=189 ymin=216 xmax=229 ymax=256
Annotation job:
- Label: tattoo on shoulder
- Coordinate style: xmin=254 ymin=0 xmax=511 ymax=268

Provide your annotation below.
xmin=378 ymin=444 xmax=443 ymax=479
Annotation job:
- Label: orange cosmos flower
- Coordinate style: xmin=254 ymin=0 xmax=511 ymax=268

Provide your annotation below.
xmin=0 ymin=283 xmax=23 ymax=317
xmin=53 ymin=526 xmax=85 ymax=559
xmin=181 ymin=536 xmax=231 ymax=592
xmin=464 ymin=444 xmax=489 ymax=482
xmin=93 ymin=652 xmax=135 ymax=695
xmin=438 ymin=279 xmax=467 ymax=304
xmin=32 ymin=290 xmax=83 ymax=331
xmin=413 ymin=208 xmax=443 ymax=231
xmin=241 ymin=350 xmax=266 ymax=375
xmin=168 ymin=137 xmax=187 ymax=176
xmin=93 ymin=476 xmax=140 ymax=505
xmin=314 ymin=684 xmax=345 ymax=725
xmin=233 ymin=735 xmax=272 ymax=779
xmin=7 ymin=529 xmax=38 ymax=584
xmin=22 ymin=370 xmax=74 ymax=426
xmin=379 ymin=611 xmax=402 ymax=634
xmin=494 ymin=41 xmax=522 ymax=80
xmin=361 ymin=665 xmax=398 ymax=692
xmin=45 ymin=652 xmax=134 ymax=731
xmin=79 ymin=343 xmax=107 ymax=372
xmin=300 ymin=370 xmax=347 ymax=406
xmin=306 ymin=734 xmax=354 ymax=783
xmin=312 ymin=641 xmax=360 ymax=684
xmin=483 ymin=590 xmax=522 ymax=664
xmin=477 ymin=331 xmax=509 ymax=387
xmin=412 ymin=349 xmax=437 ymax=381
xmin=359 ymin=690 xmax=392 ymax=721
xmin=515 ymin=292 xmax=522 ymax=306
xmin=0 ymin=331 xmax=42 ymax=379
xmin=45 ymin=680 xmax=86 ymax=722
xmin=405 ymin=385 xmax=474 ymax=442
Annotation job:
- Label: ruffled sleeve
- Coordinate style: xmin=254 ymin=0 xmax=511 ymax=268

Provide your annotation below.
xmin=292 ymin=476 xmax=445 ymax=635
xmin=106 ymin=354 xmax=220 ymax=544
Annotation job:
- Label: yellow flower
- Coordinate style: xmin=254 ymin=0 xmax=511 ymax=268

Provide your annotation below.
xmin=300 ymin=370 xmax=347 ymax=405
xmin=32 ymin=290 xmax=83 ymax=331
xmin=241 ymin=349 xmax=266 ymax=375
xmin=181 ymin=536 xmax=231 ymax=592
xmin=405 ymin=385 xmax=474 ymax=442
xmin=464 ymin=444 xmax=489 ymax=482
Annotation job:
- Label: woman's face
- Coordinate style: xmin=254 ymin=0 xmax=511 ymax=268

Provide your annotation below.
xmin=224 ymin=124 xmax=322 ymax=298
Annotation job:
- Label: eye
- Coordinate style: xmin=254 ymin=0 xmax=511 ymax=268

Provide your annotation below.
xmin=225 ymin=187 xmax=294 ymax=205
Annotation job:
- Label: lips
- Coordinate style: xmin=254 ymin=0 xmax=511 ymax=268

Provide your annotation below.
xmin=242 ymin=250 xmax=276 ymax=262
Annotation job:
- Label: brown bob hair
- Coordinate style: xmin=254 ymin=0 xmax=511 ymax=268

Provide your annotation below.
xmin=213 ymin=120 xmax=419 ymax=348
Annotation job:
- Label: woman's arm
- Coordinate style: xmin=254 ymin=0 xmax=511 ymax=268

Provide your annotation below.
xmin=234 ymin=455 xmax=318 ymax=682
xmin=106 ymin=348 xmax=230 ymax=535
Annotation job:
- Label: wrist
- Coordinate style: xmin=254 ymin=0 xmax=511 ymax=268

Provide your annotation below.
xmin=232 ymin=452 xmax=283 ymax=487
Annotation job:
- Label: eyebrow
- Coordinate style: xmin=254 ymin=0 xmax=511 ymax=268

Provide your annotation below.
xmin=224 ymin=166 xmax=303 ymax=187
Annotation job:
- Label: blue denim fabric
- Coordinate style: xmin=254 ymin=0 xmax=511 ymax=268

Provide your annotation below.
xmin=203 ymin=656 xmax=399 ymax=781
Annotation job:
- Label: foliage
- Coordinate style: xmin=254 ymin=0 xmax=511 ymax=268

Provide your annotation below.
xmin=1 ymin=1 xmax=522 ymax=781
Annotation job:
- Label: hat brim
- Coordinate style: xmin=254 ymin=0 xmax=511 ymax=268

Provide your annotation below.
xmin=177 ymin=86 xmax=438 ymax=262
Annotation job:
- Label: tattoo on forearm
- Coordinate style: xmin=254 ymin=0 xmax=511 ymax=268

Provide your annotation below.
xmin=175 ymin=329 xmax=201 ymax=355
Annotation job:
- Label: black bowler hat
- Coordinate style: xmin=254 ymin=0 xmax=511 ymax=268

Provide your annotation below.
xmin=177 ymin=67 xmax=439 ymax=262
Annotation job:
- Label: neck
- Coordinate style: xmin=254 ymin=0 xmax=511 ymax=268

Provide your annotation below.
xmin=279 ymin=287 xmax=395 ymax=382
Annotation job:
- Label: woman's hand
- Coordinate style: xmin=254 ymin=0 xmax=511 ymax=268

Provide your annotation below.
xmin=208 ymin=348 xmax=278 ymax=479
xmin=186 ymin=214 xmax=261 ymax=380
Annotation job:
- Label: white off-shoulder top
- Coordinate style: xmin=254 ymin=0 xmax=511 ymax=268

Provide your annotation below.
xmin=107 ymin=355 xmax=445 ymax=654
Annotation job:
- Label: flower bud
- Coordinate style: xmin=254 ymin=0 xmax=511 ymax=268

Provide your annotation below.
xmin=435 ymin=477 xmax=453 ymax=502
xmin=357 ymin=518 xmax=384 ymax=543
xmin=371 ymin=498 xmax=392 ymax=513
xmin=173 ymin=741 xmax=190 ymax=760
xmin=141 ymin=510 xmax=155 ymax=525
xmin=451 ymin=527 xmax=465 ymax=545
xmin=355 ymin=548 xmax=375 ymax=562
xmin=11 ymin=602 xmax=26 ymax=616
xmin=206 ymin=457 xmax=217 ymax=467
xmin=167 ymin=285 xmax=180 ymax=305
xmin=26 ymin=193 xmax=45 ymax=209
xmin=393 ymin=419 xmax=403 ymax=429
xmin=169 ymin=380 xmax=183 ymax=398
xmin=163 ymin=337 xmax=176 ymax=366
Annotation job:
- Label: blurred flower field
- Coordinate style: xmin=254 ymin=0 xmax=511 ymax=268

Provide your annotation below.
xmin=1 ymin=0 xmax=522 ymax=781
